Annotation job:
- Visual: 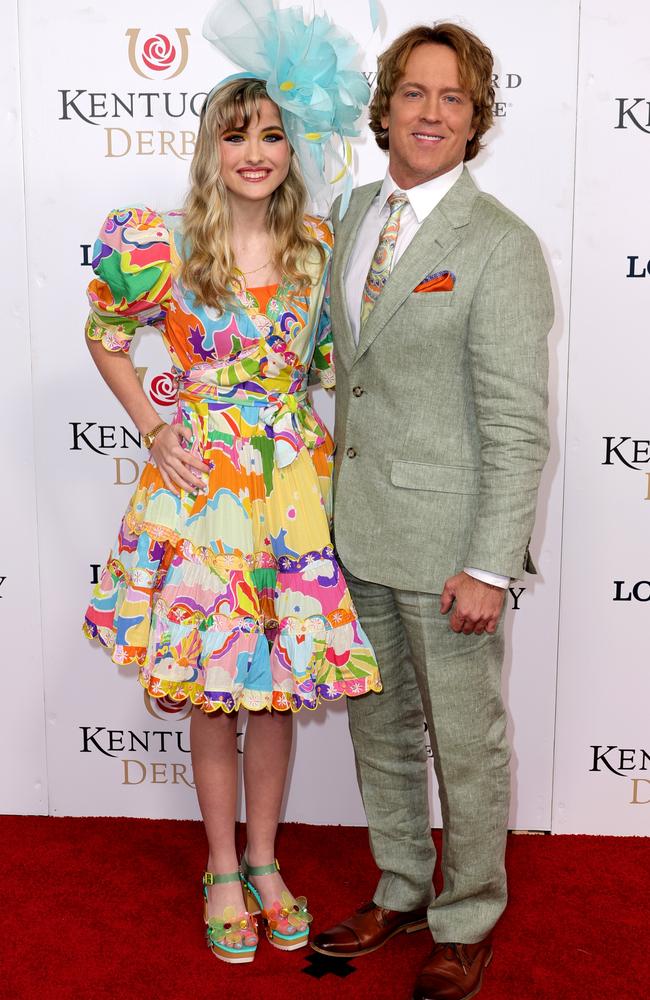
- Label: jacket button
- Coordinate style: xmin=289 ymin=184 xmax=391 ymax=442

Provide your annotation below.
xmin=346 ymin=447 xmax=357 ymax=459
xmin=352 ymin=385 xmax=364 ymax=397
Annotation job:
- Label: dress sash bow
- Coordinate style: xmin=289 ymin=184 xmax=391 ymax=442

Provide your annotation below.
xmin=258 ymin=390 xmax=327 ymax=468
xmin=175 ymin=367 xmax=327 ymax=468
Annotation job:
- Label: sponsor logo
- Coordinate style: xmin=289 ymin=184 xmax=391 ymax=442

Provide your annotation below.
xmin=80 ymin=709 xmax=245 ymax=787
xmin=590 ymin=745 xmax=650 ymax=805
xmin=492 ymin=72 xmax=522 ymax=119
xmin=509 ymin=586 xmax=525 ymax=610
xmin=614 ymin=98 xmax=650 ymax=133
xmin=80 ymin=722 xmax=194 ymax=785
xmin=80 ymin=724 xmax=191 ymax=757
xmin=120 ymin=758 xmax=194 ymax=786
xmin=351 ymin=69 xmax=522 ymax=119
xmin=493 ymin=73 xmax=522 ymax=89
xmin=149 ymin=371 xmax=178 ymax=407
xmin=71 ymin=421 xmax=141 ymax=455
xmin=70 ymin=420 xmax=143 ymax=486
xmin=71 ymin=368 xmax=176 ymax=486
xmin=126 ymin=28 xmax=190 ymax=80
xmin=613 ymin=581 xmax=650 ymax=602
xmin=58 ymin=25 xmax=204 ymax=159
xmin=602 ymin=436 xmax=650 ymax=499
xmin=626 ymin=256 xmax=650 ymax=278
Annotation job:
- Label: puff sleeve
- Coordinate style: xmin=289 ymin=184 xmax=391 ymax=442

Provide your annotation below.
xmin=85 ymin=206 xmax=172 ymax=353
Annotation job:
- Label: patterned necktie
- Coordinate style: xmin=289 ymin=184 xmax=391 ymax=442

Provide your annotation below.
xmin=360 ymin=192 xmax=409 ymax=328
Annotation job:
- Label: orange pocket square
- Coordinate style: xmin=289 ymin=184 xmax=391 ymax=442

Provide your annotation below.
xmin=413 ymin=270 xmax=455 ymax=293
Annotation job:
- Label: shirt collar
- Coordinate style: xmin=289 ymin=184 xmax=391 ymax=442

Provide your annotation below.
xmin=377 ymin=162 xmax=464 ymax=223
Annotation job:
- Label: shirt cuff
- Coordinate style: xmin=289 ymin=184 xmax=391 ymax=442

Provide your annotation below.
xmin=464 ymin=567 xmax=510 ymax=589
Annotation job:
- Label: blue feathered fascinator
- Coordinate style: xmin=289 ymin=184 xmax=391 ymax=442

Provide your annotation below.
xmin=202 ymin=0 xmax=371 ymax=217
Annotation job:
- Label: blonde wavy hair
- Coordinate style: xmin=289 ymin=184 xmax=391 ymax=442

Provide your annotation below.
xmin=369 ymin=23 xmax=495 ymax=162
xmin=181 ymin=77 xmax=324 ymax=310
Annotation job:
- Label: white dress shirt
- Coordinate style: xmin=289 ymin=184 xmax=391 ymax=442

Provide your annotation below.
xmin=343 ymin=165 xmax=509 ymax=590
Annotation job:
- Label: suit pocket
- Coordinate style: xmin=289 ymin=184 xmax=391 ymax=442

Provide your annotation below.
xmin=406 ymin=290 xmax=454 ymax=308
xmin=390 ymin=460 xmax=480 ymax=494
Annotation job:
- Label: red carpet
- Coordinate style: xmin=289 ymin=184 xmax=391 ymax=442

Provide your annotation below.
xmin=1 ymin=817 xmax=647 ymax=999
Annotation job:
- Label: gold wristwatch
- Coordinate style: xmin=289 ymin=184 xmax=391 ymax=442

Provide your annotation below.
xmin=142 ymin=421 xmax=167 ymax=450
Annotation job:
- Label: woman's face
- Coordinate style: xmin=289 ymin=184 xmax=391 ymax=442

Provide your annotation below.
xmin=219 ymin=98 xmax=291 ymax=206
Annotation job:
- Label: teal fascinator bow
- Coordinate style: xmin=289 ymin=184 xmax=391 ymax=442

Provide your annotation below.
xmin=202 ymin=0 xmax=371 ymax=217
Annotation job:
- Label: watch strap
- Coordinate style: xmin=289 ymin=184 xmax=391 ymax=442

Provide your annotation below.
xmin=143 ymin=421 xmax=167 ymax=449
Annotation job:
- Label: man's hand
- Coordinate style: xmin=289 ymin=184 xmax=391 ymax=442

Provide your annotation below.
xmin=440 ymin=572 xmax=506 ymax=636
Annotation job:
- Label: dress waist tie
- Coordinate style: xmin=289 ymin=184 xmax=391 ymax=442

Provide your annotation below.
xmin=176 ymin=372 xmax=328 ymax=469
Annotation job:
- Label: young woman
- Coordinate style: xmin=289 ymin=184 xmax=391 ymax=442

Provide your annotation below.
xmin=82 ymin=73 xmax=380 ymax=964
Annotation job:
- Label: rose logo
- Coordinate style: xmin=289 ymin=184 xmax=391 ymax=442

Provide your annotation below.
xmin=150 ymin=371 xmax=178 ymax=407
xmin=143 ymin=34 xmax=176 ymax=73
xmin=126 ymin=27 xmax=190 ymax=80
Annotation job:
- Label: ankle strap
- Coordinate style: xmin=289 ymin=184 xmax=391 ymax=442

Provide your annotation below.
xmin=203 ymin=870 xmax=241 ymax=886
xmin=242 ymin=857 xmax=280 ymax=877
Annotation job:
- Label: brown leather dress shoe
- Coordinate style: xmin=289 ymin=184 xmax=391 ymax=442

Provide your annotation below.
xmin=412 ymin=940 xmax=493 ymax=1000
xmin=311 ymin=901 xmax=429 ymax=958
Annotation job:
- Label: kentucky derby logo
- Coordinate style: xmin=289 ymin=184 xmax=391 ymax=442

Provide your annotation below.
xmin=602 ymin=435 xmax=650 ymax=500
xmin=590 ymin=745 xmax=650 ymax=806
xmin=144 ymin=690 xmax=192 ymax=720
xmin=126 ymin=28 xmax=191 ymax=80
xmin=149 ymin=371 xmax=178 ymax=407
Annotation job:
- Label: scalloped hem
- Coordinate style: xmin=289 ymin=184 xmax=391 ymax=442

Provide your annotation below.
xmin=83 ymin=620 xmax=147 ymax=665
xmin=85 ymin=312 xmax=134 ymax=354
xmin=140 ymin=673 xmax=383 ymax=715
xmin=83 ymin=619 xmax=382 ymax=714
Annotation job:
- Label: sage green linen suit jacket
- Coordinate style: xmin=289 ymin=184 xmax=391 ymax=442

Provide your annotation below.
xmin=331 ymin=168 xmax=554 ymax=594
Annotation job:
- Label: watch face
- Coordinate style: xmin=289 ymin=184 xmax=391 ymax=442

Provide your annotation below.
xmin=144 ymin=423 xmax=164 ymax=448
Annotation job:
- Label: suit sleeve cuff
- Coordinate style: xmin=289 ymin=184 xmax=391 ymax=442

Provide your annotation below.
xmin=464 ymin=567 xmax=510 ymax=589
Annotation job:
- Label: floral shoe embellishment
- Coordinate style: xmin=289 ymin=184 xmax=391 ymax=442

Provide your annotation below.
xmin=264 ymin=892 xmax=313 ymax=938
xmin=207 ymin=906 xmax=258 ymax=950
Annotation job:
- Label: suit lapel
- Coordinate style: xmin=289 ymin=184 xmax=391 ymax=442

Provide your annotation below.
xmin=331 ymin=182 xmax=381 ymax=371
xmin=355 ymin=168 xmax=480 ymax=363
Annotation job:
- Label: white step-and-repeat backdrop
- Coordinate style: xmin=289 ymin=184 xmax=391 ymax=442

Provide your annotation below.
xmin=1 ymin=0 xmax=647 ymax=835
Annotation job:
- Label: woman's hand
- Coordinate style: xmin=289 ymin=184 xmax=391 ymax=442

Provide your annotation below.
xmin=85 ymin=341 xmax=209 ymax=495
xmin=149 ymin=423 xmax=211 ymax=494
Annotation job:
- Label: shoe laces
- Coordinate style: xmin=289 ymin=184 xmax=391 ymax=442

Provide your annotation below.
xmin=435 ymin=943 xmax=470 ymax=975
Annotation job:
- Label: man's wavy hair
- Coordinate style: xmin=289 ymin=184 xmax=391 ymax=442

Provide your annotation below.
xmin=369 ymin=23 xmax=495 ymax=162
xmin=181 ymin=77 xmax=324 ymax=310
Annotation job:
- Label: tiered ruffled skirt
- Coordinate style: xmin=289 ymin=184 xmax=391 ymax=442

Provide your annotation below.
xmin=83 ymin=384 xmax=381 ymax=712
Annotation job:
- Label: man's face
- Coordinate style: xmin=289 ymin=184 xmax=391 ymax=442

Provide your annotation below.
xmin=382 ymin=43 xmax=476 ymax=189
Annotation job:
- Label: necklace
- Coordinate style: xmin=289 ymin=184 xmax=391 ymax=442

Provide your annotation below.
xmin=237 ymin=259 xmax=270 ymax=275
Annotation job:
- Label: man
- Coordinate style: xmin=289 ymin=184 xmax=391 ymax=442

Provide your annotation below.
xmin=311 ymin=23 xmax=553 ymax=1000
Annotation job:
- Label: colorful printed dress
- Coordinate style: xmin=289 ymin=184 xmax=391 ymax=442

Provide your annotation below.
xmin=83 ymin=206 xmax=381 ymax=713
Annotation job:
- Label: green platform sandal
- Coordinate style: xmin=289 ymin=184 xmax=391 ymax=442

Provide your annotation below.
xmin=203 ymin=871 xmax=258 ymax=964
xmin=240 ymin=857 xmax=312 ymax=952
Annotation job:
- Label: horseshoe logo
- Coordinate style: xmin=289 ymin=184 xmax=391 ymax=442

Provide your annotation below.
xmin=126 ymin=28 xmax=191 ymax=80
